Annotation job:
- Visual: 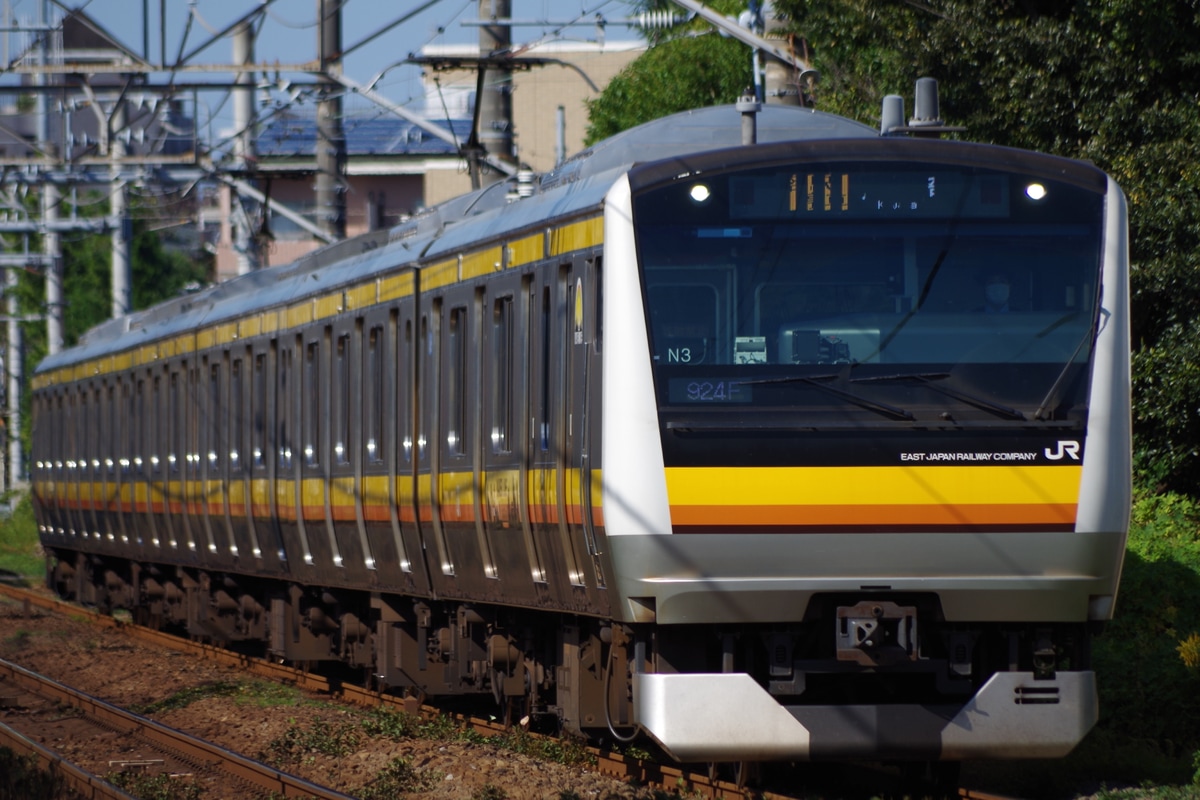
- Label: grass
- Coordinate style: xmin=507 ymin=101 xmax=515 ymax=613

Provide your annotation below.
xmin=0 ymin=494 xmax=43 ymax=580
xmin=104 ymin=770 xmax=203 ymax=800
xmin=0 ymin=748 xmax=68 ymax=800
xmin=134 ymin=679 xmax=314 ymax=715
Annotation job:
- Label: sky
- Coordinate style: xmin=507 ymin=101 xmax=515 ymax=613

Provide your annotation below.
xmin=3 ymin=0 xmax=644 ymax=147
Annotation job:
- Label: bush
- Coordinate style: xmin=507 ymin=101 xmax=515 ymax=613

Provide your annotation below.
xmin=1092 ymin=491 xmax=1200 ymax=753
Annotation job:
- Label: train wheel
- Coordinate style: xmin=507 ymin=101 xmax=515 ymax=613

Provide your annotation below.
xmin=707 ymin=761 xmax=752 ymax=788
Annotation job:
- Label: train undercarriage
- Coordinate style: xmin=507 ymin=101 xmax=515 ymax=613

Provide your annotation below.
xmin=46 ymin=547 xmax=1094 ymax=764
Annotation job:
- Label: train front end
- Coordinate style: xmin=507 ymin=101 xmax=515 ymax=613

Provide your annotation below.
xmin=600 ymin=138 xmax=1129 ymax=762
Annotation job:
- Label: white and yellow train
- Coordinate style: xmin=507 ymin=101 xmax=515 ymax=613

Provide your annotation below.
xmin=30 ymin=98 xmax=1130 ymax=769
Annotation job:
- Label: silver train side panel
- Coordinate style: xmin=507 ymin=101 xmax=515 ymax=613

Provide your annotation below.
xmin=1074 ymin=176 xmax=1132 ymax=617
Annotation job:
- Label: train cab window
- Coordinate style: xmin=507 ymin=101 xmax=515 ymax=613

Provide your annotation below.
xmin=648 ymin=282 xmax=719 ymax=365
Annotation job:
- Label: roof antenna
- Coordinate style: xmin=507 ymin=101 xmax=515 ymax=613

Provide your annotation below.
xmin=879 ymin=77 xmax=965 ymax=137
xmin=737 ymin=88 xmax=762 ymax=146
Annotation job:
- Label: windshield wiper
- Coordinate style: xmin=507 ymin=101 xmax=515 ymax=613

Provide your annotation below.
xmin=850 ymin=372 xmax=1026 ymax=421
xmin=1033 ymin=308 xmax=1104 ymax=420
xmin=737 ymin=373 xmax=915 ymax=421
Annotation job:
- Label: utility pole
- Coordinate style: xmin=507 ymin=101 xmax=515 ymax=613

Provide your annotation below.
xmin=232 ymin=19 xmax=261 ymax=273
xmin=761 ymin=1 xmax=806 ymax=105
xmin=37 ymin=0 xmax=62 ymax=355
xmin=111 ymin=102 xmax=131 ymax=318
xmin=477 ymin=0 xmax=515 ymax=186
xmin=316 ymin=0 xmax=346 ymax=240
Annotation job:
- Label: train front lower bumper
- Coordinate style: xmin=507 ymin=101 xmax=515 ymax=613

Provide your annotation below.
xmin=632 ymin=670 xmax=1097 ymax=762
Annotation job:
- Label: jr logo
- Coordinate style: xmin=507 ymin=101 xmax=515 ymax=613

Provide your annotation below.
xmin=1044 ymin=440 xmax=1081 ymax=461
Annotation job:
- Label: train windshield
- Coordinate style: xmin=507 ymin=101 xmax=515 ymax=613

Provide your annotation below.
xmin=632 ymin=158 xmax=1106 ymax=427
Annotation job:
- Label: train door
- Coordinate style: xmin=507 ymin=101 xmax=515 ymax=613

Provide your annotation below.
xmin=150 ymin=368 xmax=173 ymax=549
xmin=361 ymin=303 xmax=416 ymax=591
xmin=115 ymin=376 xmax=135 ymax=547
xmin=329 ymin=316 xmax=373 ymax=584
xmin=394 ymin=293 xmax=432 ymax=594
xmin=244 ymin=342 xmax=274 ymax=570
xmin=198 ymin=356 xmax=226 ymax=564
xmin=103 ymin=379 xmax=125 ymax=546
xmin=84 ymin=384 xmax=100 ymax=540
xmin=53 ymin=390 xmax=71 ymax=539
xmin=75 ymin=384 xmax=93 ymax=539
xmin=299 ymin=329 xmax=339 ymax=578
xmin=275 ymin=334 xmax=314 ymax=577
xmin=417 ymin=292 xmax=452 ymax=591
xmin=225 ymin=350 xmax=253 ymax=563
xmin=223 ymin=350 xmax=255 ymax=563
xmin=437 ymin=286 xmax=494 ymax=592
xmin=563 ymin=258 xmax=607 ymax=600
xmin=163 ymin=363 xmax=190 ymax=555
xmin=482 ymin=274 xmax=539 ymax=602
xmin=180 ymin=362 xmax=201 ymax=556
xmin=527 ymin=266 xmax=587 ymax=600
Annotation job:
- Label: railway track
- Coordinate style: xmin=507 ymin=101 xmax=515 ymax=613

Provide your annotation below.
xmin=0 ymin=582 xmax=1023 ymax=800
xmin=0 ymin=654 xmax=360 ymax=800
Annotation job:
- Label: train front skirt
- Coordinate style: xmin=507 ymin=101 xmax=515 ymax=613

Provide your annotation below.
xmin=633 ymin=670 xmax=1097 ymax=761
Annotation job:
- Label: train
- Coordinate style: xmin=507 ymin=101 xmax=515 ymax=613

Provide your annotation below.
xmin=29 ymin=81 xmax=1130 ymax=771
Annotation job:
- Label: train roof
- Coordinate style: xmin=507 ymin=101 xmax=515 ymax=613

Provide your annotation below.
xmin=37 ymin=104 xmax=877 ymax=376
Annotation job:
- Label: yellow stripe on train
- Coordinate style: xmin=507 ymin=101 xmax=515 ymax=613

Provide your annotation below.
xmin=665 ymin=465 xmax=1083 ymax=528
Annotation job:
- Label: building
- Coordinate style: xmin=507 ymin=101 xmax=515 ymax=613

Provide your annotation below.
xmin=213 ymin=36 xmax=645 ymax=280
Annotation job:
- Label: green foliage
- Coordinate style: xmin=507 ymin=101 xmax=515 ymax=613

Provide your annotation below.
xmin=1092 ymin=491 xmax=1200 ymax=754
xmin=766 ymin=0 xmax=1200 ymax=492
xmin=490 ymin=726 xmax=594 ymax=767
xmin=359 ymin=706 xmax=421 ymax=740
xmin=471 ymin=784 xmax=509 ymax=800
xmin=134 ymin=679 xmax=307 ymax=715
xmin=104 ymin=770 xmax=203 ymax=800
xmin=584 ymin=0 xmax=753 ymax=144
xmin=15 ymin=194 xmax=210 ymax=472
xmin=259 ymin=716 xmax=362 ymax=766
xmin=0 ymin=748 xmax=66 ymax=800
xmin=357 ymin=756 xmax=442 ymax=799
xmin=1 ymin=628 xmax=32 ymax=651
xmin=0 ymin=494 xmax=43 ymax=580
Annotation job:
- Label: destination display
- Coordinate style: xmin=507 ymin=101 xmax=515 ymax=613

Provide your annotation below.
xmin=728 ymin=169 xmax=1012 ymax=220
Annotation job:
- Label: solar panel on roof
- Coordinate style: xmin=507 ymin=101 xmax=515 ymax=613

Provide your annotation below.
xmin=256 ymin=114 xmax=471 ymax=157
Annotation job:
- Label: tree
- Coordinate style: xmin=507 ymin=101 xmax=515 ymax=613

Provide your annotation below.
xmin=593 ymin=0 xmax=1200 ymax=492
xmin=15 ymin=191 xmax=211 ymax=464
xmin=585 ymin=0 xmax=754 ymax=145
xmin=780 ymin=0 xmax=1200 ymax=492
